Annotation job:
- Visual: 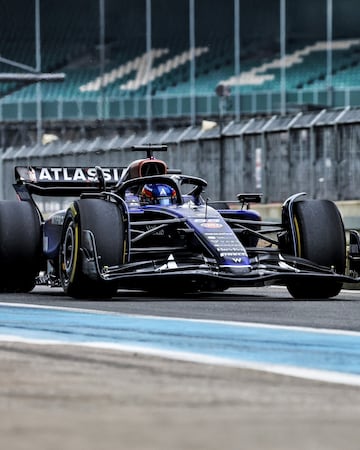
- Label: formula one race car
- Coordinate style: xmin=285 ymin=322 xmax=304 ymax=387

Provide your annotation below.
xmin=2 ymin=145 xmax=360 ymax=299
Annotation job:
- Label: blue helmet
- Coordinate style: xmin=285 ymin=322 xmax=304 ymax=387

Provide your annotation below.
xmin=141 ymin=184 xmax=176 ymax=206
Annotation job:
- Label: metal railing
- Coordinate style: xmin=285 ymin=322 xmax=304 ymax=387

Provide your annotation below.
xmin=2 ymin=87 xmax=360 ymax=121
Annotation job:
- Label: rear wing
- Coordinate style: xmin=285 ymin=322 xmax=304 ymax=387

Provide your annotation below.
xmin=14 ymin=165 xmax=183 ymax=198
xmin=14 ymin=166 xmax=126 ymax=197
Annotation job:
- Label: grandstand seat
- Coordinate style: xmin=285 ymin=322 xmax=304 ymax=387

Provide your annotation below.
xmin=1 ymin=0 xmax=360 ymax=119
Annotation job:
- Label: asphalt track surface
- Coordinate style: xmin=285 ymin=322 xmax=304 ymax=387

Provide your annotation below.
xmin=1 ymin=286 xmax=360 ymax=450
xmin=3 ymin=285 xmax=360 ymax=330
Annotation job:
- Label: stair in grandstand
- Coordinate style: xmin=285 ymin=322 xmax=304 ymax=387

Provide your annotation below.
xmin=2 ymin=34 xmax=360 ymax=102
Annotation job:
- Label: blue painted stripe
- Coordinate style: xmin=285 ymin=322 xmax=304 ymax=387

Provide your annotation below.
xmin=1 ymin=304 xmax=360 ymax=377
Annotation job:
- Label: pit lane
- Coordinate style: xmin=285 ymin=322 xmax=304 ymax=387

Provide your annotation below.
xmin=2 ymin=285 xmax=360 ymax=331
xmin=1 ymin=286 xmax=360 ymax=450
xmin=2 ymin=285 xmax=360 ymax=380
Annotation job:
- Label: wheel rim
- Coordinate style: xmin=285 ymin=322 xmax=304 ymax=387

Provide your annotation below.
xmin=61 ymin=221 xmax=76 ymax=286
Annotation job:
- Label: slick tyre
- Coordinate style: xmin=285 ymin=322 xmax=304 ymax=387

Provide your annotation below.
xmin=0 ymin=201 xmax=41 ymax=292
xmin=286 ymin=199 xmax=346 ymax=299
xmin=59 ymin=198 xmax=126 ymax=299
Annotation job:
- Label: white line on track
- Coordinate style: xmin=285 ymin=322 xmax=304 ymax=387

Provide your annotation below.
xmin=1 ymin=333 xmax=360 ymax=387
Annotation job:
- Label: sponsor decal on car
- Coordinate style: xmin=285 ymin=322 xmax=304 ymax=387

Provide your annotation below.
xmin=200 ymin=221 xmax=223 ymax=229
xmin=17 ymin=167 xmax=123 ymax=183
xmin=203 ymin=232 xmax=248 ymax=259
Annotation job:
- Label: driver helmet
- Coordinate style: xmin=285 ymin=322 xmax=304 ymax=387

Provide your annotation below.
xmin=140 ymin=184 xmax=176 ymax=206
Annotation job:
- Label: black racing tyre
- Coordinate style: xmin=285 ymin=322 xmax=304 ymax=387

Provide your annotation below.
xmin=286 ymin=199 xmax=346 ymax=299
xmin=59 ymin=198 xmax=126 ymax=299
xmin=0 ymin=201 xmax=41 ymax=292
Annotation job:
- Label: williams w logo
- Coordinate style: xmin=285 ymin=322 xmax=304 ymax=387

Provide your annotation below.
xmin=232 ymin=258 xmax=243 ymax=263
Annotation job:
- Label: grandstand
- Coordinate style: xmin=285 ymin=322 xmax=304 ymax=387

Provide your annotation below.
xmin=1 ymin=0 xmax=360 ymax=143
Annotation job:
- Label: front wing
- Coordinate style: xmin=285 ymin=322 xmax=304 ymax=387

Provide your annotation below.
xmin=79 ymin=232 xmax=357 ymax=290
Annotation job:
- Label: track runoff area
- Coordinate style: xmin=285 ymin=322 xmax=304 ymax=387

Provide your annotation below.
xmin=0 ymin=286 xmax=360 ymax=387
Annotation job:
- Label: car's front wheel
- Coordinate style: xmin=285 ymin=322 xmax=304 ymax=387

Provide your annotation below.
xmin=59 ymin=198 xmax=126 ymax=299
xmin=285 ymin=199 xmax=346 ymax=299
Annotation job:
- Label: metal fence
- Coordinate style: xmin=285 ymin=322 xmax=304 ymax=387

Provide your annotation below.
xmin=2 ymin=106 xmax=360 ymax=208
xmin=2 ymin=87 xmax=360 ymax=121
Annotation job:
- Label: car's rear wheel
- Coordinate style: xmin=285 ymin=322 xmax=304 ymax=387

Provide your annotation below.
xmin=285 ymin=199 xmax=345 ymax=299
xmin=0 ymin=201 xmax=41 ymax=292
xmin=59 ymin=198 xmax=126 ymax=299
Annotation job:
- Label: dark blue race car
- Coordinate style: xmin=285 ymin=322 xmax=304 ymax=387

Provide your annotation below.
xmin=3 ymin=145 xmax=360 ymax=299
